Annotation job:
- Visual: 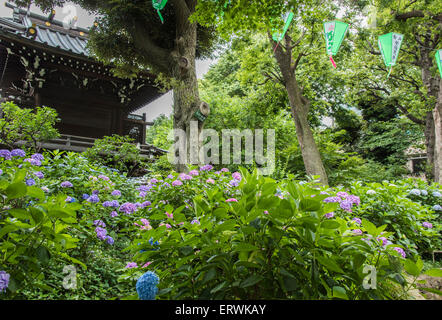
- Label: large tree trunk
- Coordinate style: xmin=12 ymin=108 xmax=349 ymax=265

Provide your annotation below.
xmin=170 ymin=1 xmax=206 ymax=172
xmin=433 ymin=81 xmax=442 ymax=183
xmin=424 ymin=112 xmax=436 ymax=179
xmin=271 ymin=35 xmax=329 ymax=185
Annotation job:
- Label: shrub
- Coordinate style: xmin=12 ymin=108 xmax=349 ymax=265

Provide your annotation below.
xmin=0 ymin=101 xmax=60 ymax=151
xmin=83 ymin=135 xmax=147 ymax=176
xmin=121 ymin=169 xmax=434 ymax=300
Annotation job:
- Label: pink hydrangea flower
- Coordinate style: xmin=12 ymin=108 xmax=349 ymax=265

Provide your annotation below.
xmin=206 ymin=178 xmax=215 ymax=184
xmin=226 ymin=198 xmax=238 ymax=203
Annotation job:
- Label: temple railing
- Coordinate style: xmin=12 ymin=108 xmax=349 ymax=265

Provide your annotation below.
xmin=14 ymin=134 xmax=167 ymax=158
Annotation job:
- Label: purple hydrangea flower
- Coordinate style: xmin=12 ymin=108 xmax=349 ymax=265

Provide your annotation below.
xmin=189 ymin=170 xmax=199 ymax=176
xmin=340 ymin=200 xmax=353 ymax=212
xmin=324 ymin=212 xmax=335 ymax=219
xmin=232 ymin=172 xmax=242 ymax=181
xmin=191 ymin=219 xmax=200 ymax=225
xmin=353 ymin=229 xmax=363 ymax=235
xmin=142 ymin=201 xmax=152 ymax=208
xmin=119 ymin=202 xmax=138 ymax=215
xmin=0 ymin=169 xmax=3 ymax=175
xmin=206 ymin=179 xmax=215 ymax=184
xmin=31 ymin=153 xmax=44 ymax=161
xmin=110 ymin=211 xmax=118 ymax=218
xmin=103 ymin=200 xmax=120 ymax=208
xmin=95 ymin=227 xmax=107 ymax=240
xmin=26 ymin=178 xmax=36 ymax=186
xmin=324 ymin=197 xmax=341 ymax=203
xmin=172 ymin=180 xmax=183 ymax=187
xmin=137 ymin=185 xmax=150 ymax=192
xmin=336 ymin=192 xmax=349 ymax=199
xmin=221 ymin=168 xmax=229 ymax=173
xmin=105 ymin=236 xmax=114 ymax=245
xmin=126 ymin=262 xmax=138 ymax=269
xmin=0 ymin=271 xmax=10 ymax=293
xmin=93 ymin=220 xmax=106 ymax=228
xmin=11 ymin=149 xmax=26 ymax=158
xmin=82 ymin=194 xmax=90 ymax=200
xmin=24 ymin=158 xmax=41 ymax=166
xmin=65 ymin=196 xmax=73 ymax=203
xmin=150 ymin=178 xmax=159 ymax=184
xmin=347 ymin=195 xmax=360 ymax=206
xmin=179 ymin=173 xmax=192 ymax=181
xmin=34 ymin=171 xmax=44 ymax=179
xmin=60 ymin=181 xmax=73 ymax=188
xmin=229 ymin=179 xmax=239 ymax=187
xmin=111 ymin=190 xmax=121 ymax=197
xmin=87 ymin=194 xmax=100 ymax=203
xmin=92 ymin=190 xmax=100 ymax=195
xmin=200 ymin=164 xmax=213 ymax=171
xmin=393 ymin=247 xmax=406 ymax=258
xmin=167 ymin=174 xmax=174 ymax=179
xmin=139 ymin=191 xmax=147 ymax=198
xmin=98 ymin=175 xmax=110 ymax=181
xmin=352 ymin=217 xmax=362 ymax=224
xmin=422 ymin=222 xmax=433 ymax=229
xmin=0 ymin=150 xmax=12 ymax=160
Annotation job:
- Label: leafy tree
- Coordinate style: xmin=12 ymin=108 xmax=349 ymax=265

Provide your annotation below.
xmin=194 ymin=0 xmax=364 ymax=184
xmin=0 ymin=101 xmax=60 ymax=151
xmin=14 ymin=0 xmax=220 ymax=171
xmin=346 ymin=0 xmax=441 ymax=181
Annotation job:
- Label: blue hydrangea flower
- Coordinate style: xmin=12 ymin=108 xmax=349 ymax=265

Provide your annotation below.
xmin=11 ymin=149 xmax=26 ymax=158
xmin=420 ymin=190 xmax=428 ymax=196
xmin=433 ymin=191 xmax=442 ymax=198
xmin=0 ymin=169 xmax=3 ymax=175
xmin=26 ymin=178 xmax=36 ymax=186
xmin=105 ymin=236 xmax=114 ymax=245
xmin=433 ymin=204 xmax=442 ymax=211
xmin=82 ymin=194 xmax=90 ymax=200
xmin=136 ymin=271 xmax=159 ymax=300
xmin=87 ymin=194 xmax=100 ymax=203
xmin=409 ymin=189 xmax=421 ymax=196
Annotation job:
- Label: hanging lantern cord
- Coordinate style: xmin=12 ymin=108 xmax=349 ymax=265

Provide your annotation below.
xmin=387 ymin=66 xmax=392 ymax=79
xmin=157 ymin=9 xmax=164 ymax=23
xmin=329 ymin=55 xmax=337 ymax=68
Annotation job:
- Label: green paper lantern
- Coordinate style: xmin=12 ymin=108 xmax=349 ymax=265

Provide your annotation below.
xmin=436 ymin=49 xmax=442 ymax=78
xmin=378 ymin=32 xmax=404 ymax=78
xmin=272 ymin=12 xmax=295 ymax=43
xmin=152 ymin=0 xmax=168 ymax=24
xmin=323 ymin=20 xmax=349 ymax=68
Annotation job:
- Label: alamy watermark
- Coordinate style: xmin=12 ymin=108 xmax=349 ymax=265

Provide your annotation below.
xmin=62 ymin=265 xmax=77 ymax=290
xmin=167 ymin=121 xmax=276 ymax=175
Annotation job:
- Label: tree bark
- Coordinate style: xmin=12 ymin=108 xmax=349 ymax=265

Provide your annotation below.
xmin=433 ymin=81 xmax=442 ymax=183
xmin=171 ymin=0 xmax=204 ymax=173
xmin=270 ymin=34 xmax=329 ymax=185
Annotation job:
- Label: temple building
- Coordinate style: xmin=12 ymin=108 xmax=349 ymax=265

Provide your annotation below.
xmin=0 ymin=3 xmax=166 ymax=156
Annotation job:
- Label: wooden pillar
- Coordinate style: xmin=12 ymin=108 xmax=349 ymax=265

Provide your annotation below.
xmin=34 ymin=91 xmax=42 ymax=107
xmin=141 ymin=113 xmax=147 ymax=145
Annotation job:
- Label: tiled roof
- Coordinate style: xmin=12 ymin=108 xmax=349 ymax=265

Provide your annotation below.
xmin=0 ymin=3 xmax=91 ymax=57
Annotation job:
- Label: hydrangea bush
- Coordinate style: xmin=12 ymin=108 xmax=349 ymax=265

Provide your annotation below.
xmin=1 ymin=148 xmax=441 ymax=300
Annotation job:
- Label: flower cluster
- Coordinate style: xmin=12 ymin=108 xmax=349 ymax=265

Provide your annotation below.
xmin=324 ymin=192 xmax=360 ymax=212
xmin=136 ymin=271 xmax=159 ymax=300
xmin=95 ymin=226 xmax=114 ymax=245
xmin=103 ymin=200 xmax=120 ymax=208
xmin=60 ymin=181 xmax=73 ymax=188
xmin=0 ymin=271 xmax=10 ymax=293
xmin=119 ymin=202 xmax=138 ymax=215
